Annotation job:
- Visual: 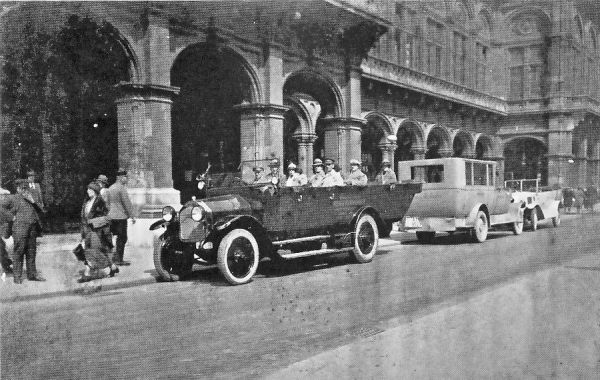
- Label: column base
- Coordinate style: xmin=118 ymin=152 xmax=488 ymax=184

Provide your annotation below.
xmin=127 ymin=187 xmax=181 ymax=250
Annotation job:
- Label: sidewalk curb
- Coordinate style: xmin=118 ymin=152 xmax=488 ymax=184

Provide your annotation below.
xmin=1 ymin=276 xmax=158 ymax=304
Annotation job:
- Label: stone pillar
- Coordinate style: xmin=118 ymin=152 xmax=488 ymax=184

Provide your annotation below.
xmin=235 ymin=103 xmax=288 ymax=182
xmin=591 ymin=140 xmax=600 ymax=187
xmin=378 ymin=142 xmax=397 ymax=164
xmin=115 ymin=83 xmax=181 ymax=214
xmin=323 ymin=117 xmax=365 ymax=167
xmin=574 ymin=138 xmax=588 ymax=187
xmin=547 ymin=116 xmax=575 ymax=187
xmin=489 ymin=157 xmax=505 ymax=187
xmin=293 ymin=133 xmax=318 ymax=177
xmin=410 ymin=147 xmax=426 ymax=181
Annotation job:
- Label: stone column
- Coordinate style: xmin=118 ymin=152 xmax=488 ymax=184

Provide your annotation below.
xmin=547 ymin=116 xmax=575 ymax=187
xmin=235 ymin=103 xmax=288 ymax=182
xmin=115 ymin=83 xmax=181 ymax=214
xmin=378 ymin=142 xmax=398 ymax=164
xmin=488 ymin=157 xmax=505 ymax=187
xmin=323 ymin=117 xmax=365 ymax=166
xmin=410 ymin=147 xmax=426 ymax=181
xmin=574 ymin=138 xmax=588 ymax=187
xmin=591 ymin=140 xmax=600 ymax=187
xmin=293 ymin=133 xmax=318 ymax=176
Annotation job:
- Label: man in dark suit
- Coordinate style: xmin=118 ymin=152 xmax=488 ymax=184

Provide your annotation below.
xmin=107 ymin=169 xmax=136 ymax=266
xmin=0 ymin=179 xmax=46 ymax=283
xmin=26 ymin=170 xmax=45 ymax=209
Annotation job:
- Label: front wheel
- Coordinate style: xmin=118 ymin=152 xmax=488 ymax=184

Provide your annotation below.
xmin=217 ymin=229 xmax=260 ymax=285
xmin=472 ymin=210 xmax=488 ymax=243
xmin=351 ymin=214 xmax=379 ymax=263
xmin=511 ymin=219 xmax=523 ymax=235
xmin=552 ymin=212 xmax=561 ymax=227
xmin=153 ymin=236 xmax=193 ymax=282
xmin=529 ymin=210 xmax=538 ymax=231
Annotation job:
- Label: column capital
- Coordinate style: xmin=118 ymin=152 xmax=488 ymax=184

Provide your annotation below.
xmin=293 ymin=132 xmax=318 ymax=145
xmin=233 ymin=103 xmax=289 ymax=119
xmin=322 ymin=117 xmax=366 ymax=132
xmin=438 ymin=148 xmax=453 ymax=158
xmin=377 ymin=142 xmax=397 ymax=153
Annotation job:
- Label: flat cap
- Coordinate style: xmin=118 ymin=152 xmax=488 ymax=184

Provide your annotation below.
xmin=312 ymin=158 xmax=323 ymax=166
xmin=349 ymin=159 xmax=361 ymax=166
xmin=287 ymin=162 xmax=297 ymax=169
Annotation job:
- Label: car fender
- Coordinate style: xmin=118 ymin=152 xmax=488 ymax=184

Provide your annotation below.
xmin=214 ymin=215 xmax=272 ymax=254
xmin=149 ymin=219 xmax=167 ymax=231
xmin=465 ymin=203 xmax=489 ymax=226
xmin=350 ymin=206 xmax=386 ymax=233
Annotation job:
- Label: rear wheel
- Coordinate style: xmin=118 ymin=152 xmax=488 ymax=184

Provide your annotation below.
xmin=472 ymin=211 xmax=488 ymax=243
xmin=153 ymin=236 xmax=193 ymax=282
xmin=416 ymin=231 xmax=436 ymax=243
xmin=351 ymin=214 xmax=379 ymax=263
xmin=217 ymin=229 xmax=260 ymax=285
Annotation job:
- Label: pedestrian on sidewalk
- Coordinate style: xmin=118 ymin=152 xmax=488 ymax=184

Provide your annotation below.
xmin=0 ymin=179 xmax=45 ymax=284
xmin=0 ymin=186 xmax=13 ymax=276
xmin=107 ymin=169 xmax=135 ymax=266
xmin=78 ymin=182 xmax=118 ymax=283
xmin=96 ymin=174 xmax=110 ymax=201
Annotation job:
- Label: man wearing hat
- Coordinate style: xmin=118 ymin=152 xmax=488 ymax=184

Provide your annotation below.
xmin=322 ymin=158 xmax=345 ymax=187
xmin=0 ymin=179 xmax=46 ymax=283
xmin=284 ymin=162 xmax=307 ymax=187
xmin=378 ymin=159 xmax=397 ymax=185
xmin=251 ymin=166 xmax=266 ymax=184
xmin=309 ymin=158 xmax=326 ymax=187
xmin=96 ymin=174 xmax=110 ymax=200
xmin=345 ymin=159 xmax=368 ymax=186
xmin=106 ymin=169 xmax=135 ymax=266
xmin=265 ymin=158 xmax=286 ymax=186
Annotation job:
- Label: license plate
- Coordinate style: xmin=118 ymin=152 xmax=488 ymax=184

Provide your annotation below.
xmin=404 ymin=217 xmax=422 ymax=228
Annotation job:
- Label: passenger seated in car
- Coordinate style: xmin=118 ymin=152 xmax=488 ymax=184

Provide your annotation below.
xmin=309 ymin=158 xmax=326 ymax=187
xmin=378 ymin=159 xmax=397 ymax=185
xmin=321 ymin=158 xmax=345 ymax=187
xmin=285 ymin=163 xmax=307 ymax=187
xmin=344 ymin=159 xmax=368 ymax=186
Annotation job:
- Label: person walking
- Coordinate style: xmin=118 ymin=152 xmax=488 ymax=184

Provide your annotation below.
xmin=344 ymin=159 xmax=368 ymax=186
xmin=96 ymin=174 xmax=110 ymax=200
xmin=26 ymin=170 xmax=45 ymax=208
xmin=78 ymin=182 xmax=118 ymax=282
xmin=0 ymin=179 xmax=45 ymax=283
xmin=107 ymin=169 xmax=135 ymax=266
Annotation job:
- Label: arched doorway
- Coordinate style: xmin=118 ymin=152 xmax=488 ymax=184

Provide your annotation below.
xmin=283 ymin=71 xmax=341 ymax=162
xmin=362 ymin=117 xmax=386 ymax=180
xmin=475 ymin=135 xmax=493 ymax=159
xmin=503 ymin=137 xmax=548 ymax=184
xmin=171 ymin=44 xmax=256 ymax=200
xmin=426 ymin=126 xmax=450 ymax=159
xmin=453 ymin=130 xmax=474 ymax=157
xmin=395 ymin=121 xmax=423 ymax=161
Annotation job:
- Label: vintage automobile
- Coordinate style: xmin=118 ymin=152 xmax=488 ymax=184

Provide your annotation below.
xmin=504 ymin=179 xmax=562 ymax=230
xmin=150 ymin=161 xmax=422 ymax=285
xmin=398 ymin=157 xmax=524 ymax=243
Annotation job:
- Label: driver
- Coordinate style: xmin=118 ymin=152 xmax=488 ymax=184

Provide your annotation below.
xmin=265 ymin=158 xmax=286 ymax=186
xmin=252 ymin=166 xmax=267 ymax=184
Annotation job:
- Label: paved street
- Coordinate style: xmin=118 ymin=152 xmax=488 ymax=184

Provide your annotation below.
xmin=2 ymin=213 xmax=600 ymax=379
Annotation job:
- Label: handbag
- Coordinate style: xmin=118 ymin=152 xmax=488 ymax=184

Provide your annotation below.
xmin=72 ymin=243 xmax=86 ymax=262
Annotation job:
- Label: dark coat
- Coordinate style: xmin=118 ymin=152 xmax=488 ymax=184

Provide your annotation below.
xmin=81 ymin=196 xmax=113 ymax=269
xmin=0 ymin=193 xmax=41 ymax=239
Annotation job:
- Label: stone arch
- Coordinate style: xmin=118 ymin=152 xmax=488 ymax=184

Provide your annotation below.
xmin=474 ymin=134 xmax=494 ymax=159
xmin=575 ymin=14 xmax=585 ymax=42
xmin=506 ymin=7 xmax=552 ymax=37
xmin=424 ymin=124 xmax=452 ymax=158
xmin=589 ymin=25 xmax=598 ymax=51
xmin=445 ymin=0 xmax=475 ymax=24
xmin=476 ymin=8 xmax=493 ymax=42
xmin=362 ymin=111 xmax=394 ymax=136
xmin=394 ymin=119 xmax=426 ymax=163
xmin=283 ymin=93 xmax=320 ymax=169
xmin=503 ymin=136 xmax=549 ymax=184
xmin=284 ymin=69 xmax=344 ymax=160
xmin=170 ymin=42 xmax=261 ymax=199
xmin=452 ymin=129 xmax=475 ymax=158
xmin=361 ymin=112 xmax=393 ymax=176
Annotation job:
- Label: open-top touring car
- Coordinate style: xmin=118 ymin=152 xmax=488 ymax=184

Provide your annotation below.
xmin=150 ymin=160 xmax=422 ymax=285
xmin=504 ymin=178 xmax=562 ymax=230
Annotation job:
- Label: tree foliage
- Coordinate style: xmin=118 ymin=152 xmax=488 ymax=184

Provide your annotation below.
xmin=1 ymin=15 xmax=129 ymax=228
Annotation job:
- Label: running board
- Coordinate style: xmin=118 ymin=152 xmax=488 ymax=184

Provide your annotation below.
xmin=273 ymin=235 xmax=331 ymax=245
xmin=278 ymin=247 xmax=354 ymax=260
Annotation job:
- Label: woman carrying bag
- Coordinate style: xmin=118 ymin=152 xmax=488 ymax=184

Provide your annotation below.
xmin=78 ymin=182 xmax=119 ymax=283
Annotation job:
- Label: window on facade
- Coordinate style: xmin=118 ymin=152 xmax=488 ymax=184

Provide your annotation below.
xmin=475 ymin=42 xmax=488 ymax=91
xmin=395 ymin=6 xmax=419 ymax=70
xmin=427 ymin=19 xmax=444 ymax=77
xmin=453 ymin=32 xmax=467 ymax=85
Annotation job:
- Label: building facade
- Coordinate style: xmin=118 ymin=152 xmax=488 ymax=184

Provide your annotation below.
xmin=1 ymin=0 xmax=599 ymax=219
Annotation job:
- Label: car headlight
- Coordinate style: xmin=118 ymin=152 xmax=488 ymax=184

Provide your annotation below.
xmin=162 ymin=206 xmax=175 ymax=222
xmin=197 ymin=180 xmax=205 ymax=190
xmin=191 ymin=206 xmax=204 ymax=221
